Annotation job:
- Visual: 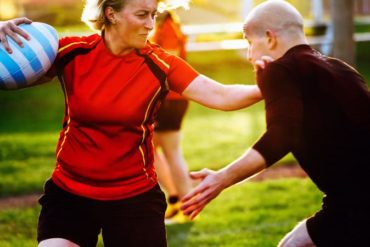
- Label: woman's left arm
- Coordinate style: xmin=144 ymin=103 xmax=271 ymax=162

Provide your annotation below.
xmin=182 ymin=74 xmax=262 ymax=111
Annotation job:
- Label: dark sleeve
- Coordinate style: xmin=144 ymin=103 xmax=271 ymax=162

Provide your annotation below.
xmin=253 ymin=63 xmax=303 ymax=166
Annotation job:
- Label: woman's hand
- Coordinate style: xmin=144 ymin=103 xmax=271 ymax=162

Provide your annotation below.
xmin=0 ymin=17 xmax=32 ymax=53
xmin=254 ymin=55 xmax=274 ymax=70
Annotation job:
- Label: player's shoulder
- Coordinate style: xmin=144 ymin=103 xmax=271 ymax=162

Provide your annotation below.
xmin=259 ymin=60 xmax=290 ymax=77
xmin=145 ymin=41 xmax=172 ymax=58
xmin=141 ymin=41 xmax=177 ymax=72
xmin=262 ymin=45 xmax=313 ymax=77
xmin=58 ymin=33 xmax=101 ymax=56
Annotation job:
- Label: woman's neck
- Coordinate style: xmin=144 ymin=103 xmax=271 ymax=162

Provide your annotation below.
xmin=103 ymin=28 xmax=134 ymax=56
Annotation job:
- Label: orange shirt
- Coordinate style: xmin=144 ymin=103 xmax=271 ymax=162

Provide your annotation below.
xmin=48 ymin=34 xmax=198 ymax=200
xmin=151 ymin=14 xmax=187 ymax=100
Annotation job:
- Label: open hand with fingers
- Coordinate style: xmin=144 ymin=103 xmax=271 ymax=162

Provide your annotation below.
xmin=181 ymin=168 xmax=227 ymax=220
xmin=0 ymin=17 xmax=32 ymax=53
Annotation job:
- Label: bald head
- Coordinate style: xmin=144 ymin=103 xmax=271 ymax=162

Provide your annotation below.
xmin=242 ymin=0 xmax=307 ymax=62
xmin=244 ymin=0 xmax=304 ymax=39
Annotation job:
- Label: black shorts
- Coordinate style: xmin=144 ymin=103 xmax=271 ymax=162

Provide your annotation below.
xmin=155 ymin=99 xmax=189 ymax=131
xmin=38 ymin=179 xmax=167 ymax=247
xmin=306 ymin=197 xmax=370 ymax=246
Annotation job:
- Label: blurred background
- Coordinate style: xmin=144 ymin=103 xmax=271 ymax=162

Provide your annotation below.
xmin=0 ymin=1 xmax=369 ymax=246
xmin=1 ymin=0 xmax=370 ymax=63
xmin=2 ymin=0 xmax=370 ymax=25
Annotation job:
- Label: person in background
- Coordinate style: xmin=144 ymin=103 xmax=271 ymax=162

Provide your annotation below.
xmin=150 ymin=10 xmax=192 ymax=223
xmin=181 ymin=1 xmax=370 ymax=246
xmin=0 ymin=0 xmax=264 ymax=246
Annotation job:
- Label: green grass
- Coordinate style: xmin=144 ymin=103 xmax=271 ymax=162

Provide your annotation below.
xmin=0 ymin=133 xmax=56 ymax=197
xmin=357 ymin=42 xmax=370 ymax=82
xmin=0 ymin=178 xmax=323 ymax=247
xmin=0 ymin=207 xmax=38 ymax=247
xmin=0 ymin=81 xmax=64 ymax=133
xmin=167 ymin=179 xmax=322 ymax=247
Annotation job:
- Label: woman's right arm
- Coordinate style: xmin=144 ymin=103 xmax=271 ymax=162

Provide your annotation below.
xmin=166 ymin=53 xmax=270 ymax=111
xmin=182 ymin=75 xmax=262 ymax=111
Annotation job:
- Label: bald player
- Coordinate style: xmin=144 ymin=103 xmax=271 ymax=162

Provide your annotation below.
xmin=181 ymin=1 xmax=370 ymax=246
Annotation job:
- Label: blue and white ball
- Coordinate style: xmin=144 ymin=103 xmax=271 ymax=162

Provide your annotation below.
xmin=0 ymin=22 xmax=58 ymax=89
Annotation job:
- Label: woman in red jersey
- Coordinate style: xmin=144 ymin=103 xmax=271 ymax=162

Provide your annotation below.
xmin=0 ymin=0 xmax=263 ymax=246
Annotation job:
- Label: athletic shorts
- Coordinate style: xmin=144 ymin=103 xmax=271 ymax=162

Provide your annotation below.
xmin=306 ymin=198 xmax=370 ymax=246
xmin=38 ymin=179 xmax=167 ymax=247
xmin=155 ymin=99 xmax=189 ymax=131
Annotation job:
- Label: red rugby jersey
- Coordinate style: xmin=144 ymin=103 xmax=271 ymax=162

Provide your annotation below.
xmin=48 ymin=34 xmax=198 ymax=200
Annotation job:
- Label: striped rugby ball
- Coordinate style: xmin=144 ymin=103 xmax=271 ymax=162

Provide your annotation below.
xmin=0 ymin=22 xmax=58 ymax=89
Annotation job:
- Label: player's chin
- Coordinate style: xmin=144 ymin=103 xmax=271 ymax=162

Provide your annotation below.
xmin=134 ymin=39 xmax=148 ymax=49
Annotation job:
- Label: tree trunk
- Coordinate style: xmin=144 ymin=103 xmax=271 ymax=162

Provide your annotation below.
xmin=330 ymin=0 xmax=356 ymax=66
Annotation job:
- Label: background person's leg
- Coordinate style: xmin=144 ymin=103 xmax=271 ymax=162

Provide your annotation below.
xmin=154 ymin=141 xmax=179 ymax=199
xmin=154 ymin=99 xmax=190 ymax=222
xmin=154 ymin=146 xmax=181 ymax=218
xmin=155 ymin=131 xmax=192 ymax=199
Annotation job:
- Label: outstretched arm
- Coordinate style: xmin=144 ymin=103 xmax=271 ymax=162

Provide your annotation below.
xmin=181 ymin=62 xmax=305 ymax=219
xmin=182 ymin=74 xmax=262 ymax=111
xmin=0 ymin=17 xmax=32 ymax=53
xmin=181 ymin=148 xmax=267 ymax=219
xmin=181 ymin=57 xmax=272 ymax=111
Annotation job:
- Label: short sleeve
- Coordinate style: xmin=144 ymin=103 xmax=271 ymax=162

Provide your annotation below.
xmin=167 ymin=56 xmax=199 ymax=94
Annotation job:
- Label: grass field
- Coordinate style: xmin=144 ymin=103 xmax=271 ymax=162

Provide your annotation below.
xmin=0 ymin=43 xmax=369 ymax=246
xmin=0 ymin=179 xmax=323 ymax=247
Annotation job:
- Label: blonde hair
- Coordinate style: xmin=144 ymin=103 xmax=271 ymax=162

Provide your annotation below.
xmin=81 ymin=0 xmax=125 ymax=31
xmin=81 ymin=0 xmax=189 ymax=31
xmin=158 ymin=0 xmax=190 ymax=13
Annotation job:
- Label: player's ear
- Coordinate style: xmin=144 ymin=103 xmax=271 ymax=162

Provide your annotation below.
xmin=104 ymin=6 xmax=116 ymax=25
xmin=265 ymin=30 xmax=277 ymax=50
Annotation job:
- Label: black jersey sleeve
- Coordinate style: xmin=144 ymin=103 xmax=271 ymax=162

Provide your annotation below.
xmin=252 ymin=63 xmax=303 ymax=166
